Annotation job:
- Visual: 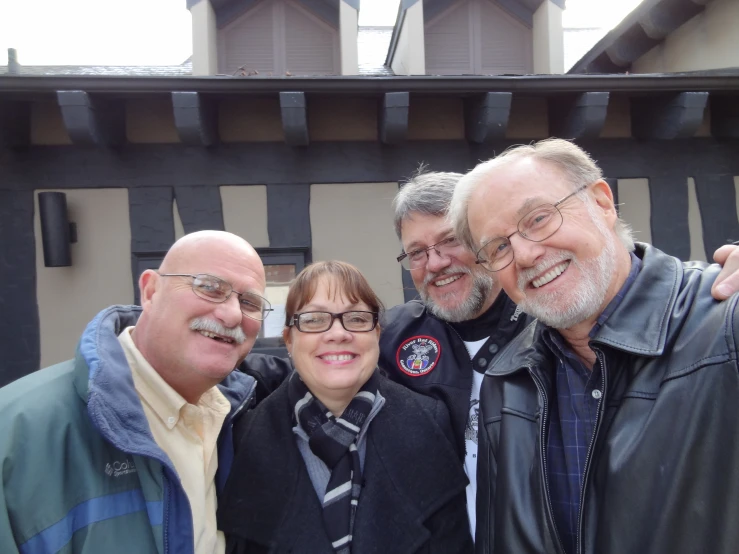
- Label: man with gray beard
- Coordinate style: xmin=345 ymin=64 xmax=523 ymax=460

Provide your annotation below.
xmin=450 ymin=138 xmax=739 ymax=554
xmin=378 ymin=171 xmax=534 ymax=539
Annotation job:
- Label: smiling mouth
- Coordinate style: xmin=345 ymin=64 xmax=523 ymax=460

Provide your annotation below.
xmin=434 ymin=274 xmax=463 ymax=287
xmin=531 ymin=261 xmax=570 ymax=289
xmin=198 ymin=330 xmax=235 ymax=344
xmin=319 ymin=354 xmax=357 ymax=362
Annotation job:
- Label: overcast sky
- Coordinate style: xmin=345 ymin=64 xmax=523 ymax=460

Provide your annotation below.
xmin=1 ymin=0 xmax=643 ymax=66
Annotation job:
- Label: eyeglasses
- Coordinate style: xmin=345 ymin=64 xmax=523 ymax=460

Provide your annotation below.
xmin=397 ymin=236 xmax=464 ymax=271
xmin=289 ymin=311 xmax=379 ymax=333
xmin=158 ymin=273 xmax=273 ymax=321
xmin=475 ymin=184 xmax=589 ymax=272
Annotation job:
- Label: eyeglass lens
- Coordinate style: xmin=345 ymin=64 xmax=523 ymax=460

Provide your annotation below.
xmin=401 ymin=237 xmax=460 ymax=269
xmin=296 ymin=311 xmax=376 ymax=332
xmin=191 ymin=274 xmax=269 ymax=320
xmin=480 ymin=205 xmax=563 ymax=271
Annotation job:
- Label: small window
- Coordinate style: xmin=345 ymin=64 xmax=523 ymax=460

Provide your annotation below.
xmin=255 ymin=247 xmax=310 ymax=343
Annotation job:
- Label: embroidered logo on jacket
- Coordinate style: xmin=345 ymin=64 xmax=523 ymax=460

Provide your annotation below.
xmin=396 ymin=336 xmax=441 ymax=377
xmin=105 ymin=458 xmax=137 ymax=478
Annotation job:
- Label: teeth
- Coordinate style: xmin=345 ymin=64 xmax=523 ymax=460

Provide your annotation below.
xmin=532 ymin=262 xmax=569 ymax=288
xmin=198 ymin=330 xmax=233 ymax=344
xmin=435 ymin=275 xmax=462 ymax=287
xmin=320 ymin=354 xmax=355 ymax=362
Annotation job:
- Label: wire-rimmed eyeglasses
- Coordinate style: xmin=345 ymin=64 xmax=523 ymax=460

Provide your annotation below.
xmin=158 ymin=273 xmax=273 ymax=321
xmin=396 ymin=236 xmax=464 ymax=270
xmin=288 ymin=311 xmax=379 ymax=333
xmin=475 ymin=184 xmax=590 ymax=272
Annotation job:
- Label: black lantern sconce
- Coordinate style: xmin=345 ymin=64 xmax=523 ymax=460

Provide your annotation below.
xmin=38 ymin=192 xmax=77 ymax=267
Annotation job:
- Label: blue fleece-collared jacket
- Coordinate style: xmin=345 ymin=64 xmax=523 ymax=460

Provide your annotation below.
xmin=0 ymin=305 xmax=257 ymax=554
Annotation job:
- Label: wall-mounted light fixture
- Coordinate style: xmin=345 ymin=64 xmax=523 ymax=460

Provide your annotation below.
xmin=38 ymin=192 xmax=77 ymax=267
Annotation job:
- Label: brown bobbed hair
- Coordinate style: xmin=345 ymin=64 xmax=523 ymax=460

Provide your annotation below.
xmin=283 ymin=261 xmax=384 ymax=328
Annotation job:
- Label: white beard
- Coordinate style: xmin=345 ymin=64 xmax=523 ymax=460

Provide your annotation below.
xmin=515 ymin=209 xmax=617 ymax=330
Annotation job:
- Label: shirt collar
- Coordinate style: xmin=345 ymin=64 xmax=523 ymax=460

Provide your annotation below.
xmin=118 ymin=326 xmax=189 ymax=430
xmin=541 ymin=252 xmax=642 ymax=357
xmin=589 ymin=252 xmax=642 ymax=339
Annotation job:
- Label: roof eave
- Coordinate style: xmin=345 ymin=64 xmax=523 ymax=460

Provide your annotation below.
xmin=2 ymin=72 xmax=739 ymax=95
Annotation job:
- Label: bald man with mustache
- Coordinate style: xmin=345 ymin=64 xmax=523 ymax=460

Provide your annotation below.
xmin=0 ymin=231 xmax=272 ymax=554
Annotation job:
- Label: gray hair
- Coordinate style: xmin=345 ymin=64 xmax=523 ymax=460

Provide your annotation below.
xmin=393 ymin=169 xmax=464 ymax=239
xmin=449 ymin=138 xmax=634 ymax=252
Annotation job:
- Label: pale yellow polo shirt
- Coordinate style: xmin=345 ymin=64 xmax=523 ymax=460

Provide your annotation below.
xmin=118 ymin=327 xmax=230 ymax=554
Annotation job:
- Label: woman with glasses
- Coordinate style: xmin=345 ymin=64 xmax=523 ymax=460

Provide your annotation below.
xmin=218 ymin=261 xmax=472 ymax=554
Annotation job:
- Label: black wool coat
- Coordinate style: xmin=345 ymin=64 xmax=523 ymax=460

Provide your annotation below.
xmin=218 ymin=374 xmax=473 ymax=554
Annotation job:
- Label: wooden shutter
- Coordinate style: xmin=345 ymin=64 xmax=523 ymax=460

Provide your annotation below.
xmin=219 ymin=1 xmax=276 ymax=75
xmin=283 ymin=1 xmax=338 ymax=75
xmin=479 ymin=0 xmax=533 ymax=75
xmin=425 ymin=1 xmax=473 ymax=75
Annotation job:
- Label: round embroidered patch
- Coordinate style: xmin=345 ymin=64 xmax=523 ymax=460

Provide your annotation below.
xmin=396 ymin=335 xmax=442 ymax=377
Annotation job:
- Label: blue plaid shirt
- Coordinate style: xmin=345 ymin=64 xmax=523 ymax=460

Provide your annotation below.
xmin=542 ymin=253 xmax=641 ymax=554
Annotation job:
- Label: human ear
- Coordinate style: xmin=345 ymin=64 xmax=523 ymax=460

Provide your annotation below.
xmin=138 ymin=270 xmax=159 ymax=309
xmin=591 ymin=180 xmax=618 ymax=223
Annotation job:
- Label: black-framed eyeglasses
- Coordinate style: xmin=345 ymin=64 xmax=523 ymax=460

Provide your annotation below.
xmin=475 ymin=184 xmax=590 ymax=272
xmin=289 ymin=311 xmax=379 ymax=333
xmin=158 ymin=273 xmax=273 ymax=321
xmin=396 ymin=236 xmax=464 ymax=271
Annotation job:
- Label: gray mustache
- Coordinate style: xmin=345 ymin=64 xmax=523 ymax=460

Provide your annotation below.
xmin=190 ymin=317 xmax=247 ymax=345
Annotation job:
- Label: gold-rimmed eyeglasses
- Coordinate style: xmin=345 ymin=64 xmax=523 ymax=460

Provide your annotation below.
xmin=158 ymin=273 xmax=273 ymax=321
xmin=475 ymin=184 xmax=590 ymax=272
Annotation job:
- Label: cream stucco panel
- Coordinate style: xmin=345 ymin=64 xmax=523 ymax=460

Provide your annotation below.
xmin=687 ymin=177 xmax=707 ymax=262
xmin=617 ymin=178 xmax=652 ymax=245
xmin=310 ymin=183 xmax=405 ymax=310
xmin=221 ymin=185 xmax=270 ymax=248
xmin=34 ymin=188 xmax=134 ymax=368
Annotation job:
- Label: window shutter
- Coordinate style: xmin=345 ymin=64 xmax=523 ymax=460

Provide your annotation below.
xmin=284 ymin=1 xmax=337 ymax=75
xmin=221 ymin=2 xmax=276 ymax=75
xmin=425 ymin=1 xmax=473 ymax=75
xmin=479 ymin=0 xmax=533 ymax=75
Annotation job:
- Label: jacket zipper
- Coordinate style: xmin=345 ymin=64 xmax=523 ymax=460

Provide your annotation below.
xmin=575 ymin=349 xmax=607 ymax=554
xmin=528 ymin=367 xmax=566 ymax=554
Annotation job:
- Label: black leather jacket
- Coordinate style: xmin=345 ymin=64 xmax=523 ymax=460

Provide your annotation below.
xmin=476 ymin=244 xmax=739 ymax=554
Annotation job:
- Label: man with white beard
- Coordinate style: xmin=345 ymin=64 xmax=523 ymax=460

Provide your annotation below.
xmin=449 ymin=138 xmax=739 ymax=554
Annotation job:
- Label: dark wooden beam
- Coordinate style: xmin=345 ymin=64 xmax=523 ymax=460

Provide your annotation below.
xmin=379 ymin=92 xmax=410 ymax=145
xmin=172 ymin=92 xmax=218 ymax=146
xmin=694 ymin=174 xmax=739 ymax=255
xmin=605 ymin=25 xmax=660 ymax=68
xmin=648 ymin=175 xmax=691 ymax=259
xmin=128 ymin=187 xmax=175 ymax=304
xmin=279 ymin=92 xmax=309 ymax=147
xmin=0 ymin=101 xmax=30 ymax=147
xmin=267 ymin=184 xmax=311 ymax=247
xmin=1 ymin=140 xmax=739 ymax=190
xmin=631 ymin=92 xmax=708 ymax=140
xmin=0 ymin=190 xmax=39 ymax=387
xmin=549 ymin=92 xmax=609 ymax=140
xmin=56 ymin=90 xmax=124 ymax=146
xmin=174 ymin=185 xmax=225 ymax=232
xmin=710 ymin=94 xmax=739 ymax=140
xmin=465 ymin=92 xmax=512 ymax=144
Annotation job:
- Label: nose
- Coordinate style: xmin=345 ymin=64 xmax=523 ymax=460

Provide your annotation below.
xmin=510 ymin=234 xmax=545 ymax=268
xmin=322 ymin=316 xmax=352 ymax=342
xmin=426 ymin=248 xmax=452 ymax=273
xmin=213 ymin=294 xmax=244 ymax=329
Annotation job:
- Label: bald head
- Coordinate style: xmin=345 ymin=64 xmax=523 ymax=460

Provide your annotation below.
xmin=159 ymin=230 xmax=264 ymax=279
xmin=133 ymin=230 xmax=266 ymax=403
